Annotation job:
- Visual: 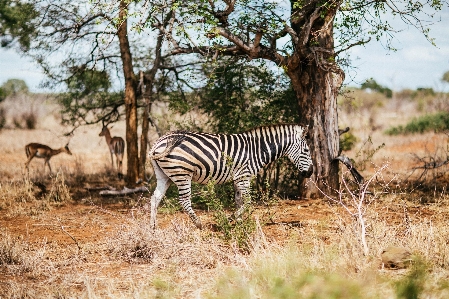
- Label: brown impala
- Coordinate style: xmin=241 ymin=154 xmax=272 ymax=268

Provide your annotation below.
xmin=99 ymin=125 xmax=125 ymax=179
xmin=25 ymin=143 xmax=72 ymax=173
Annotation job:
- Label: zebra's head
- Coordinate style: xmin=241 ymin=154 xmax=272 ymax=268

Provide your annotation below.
xmin=287 ymin=126 xmax=313 ymax=178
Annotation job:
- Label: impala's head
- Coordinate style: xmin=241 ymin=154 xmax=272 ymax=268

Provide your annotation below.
xmin=287 ymin=125 xmax=313 ymax=178
xmin=99 ymin=126 xmax=110 ymax=137
xmin=64 ymin=144 xmax=73 ymax=155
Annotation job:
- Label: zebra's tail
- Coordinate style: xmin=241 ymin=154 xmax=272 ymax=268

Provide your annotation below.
xmin=149 ymin=132 xmax=187 ymax=160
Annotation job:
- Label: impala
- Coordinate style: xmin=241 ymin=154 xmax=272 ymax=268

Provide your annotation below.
xmin=25 ymin=143 xmax=72 ymax=173
xmin=99 ymin=125 xmax=125 ymax=179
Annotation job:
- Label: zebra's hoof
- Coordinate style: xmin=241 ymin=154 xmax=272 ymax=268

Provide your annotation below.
xmin=195 ymin=221 xmax=203 ymax=230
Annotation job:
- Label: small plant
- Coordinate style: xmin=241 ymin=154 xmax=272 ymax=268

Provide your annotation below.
xmin=0 ymin=231 xmax=24 ymax=266
xmin=354 ymin=136 xmax=385 ymax=171
xmin=394 ymin=256 xmax=427 ymax=299
xmin=340 ymin=131 xmax=358 ymax=151
xmin=203 ymin=180 xmax=256 ymax=252
xmin=317 ymin=162 xmax=392 ymax=256
xmin=46 ymin=170 xmax=71 ymax=203
xmin=254 ymin=179 xmax=280 ymax=224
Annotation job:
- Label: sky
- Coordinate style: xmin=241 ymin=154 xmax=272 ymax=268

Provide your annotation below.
xmin=0 ymin=6 xmax=448 ymax=93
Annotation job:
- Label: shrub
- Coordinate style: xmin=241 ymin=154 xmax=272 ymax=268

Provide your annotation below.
xmin=22 ymin=111 xmax=37 ymax=129
xmin=0 ymin=232 xmax=24 ymax=266
xmin=394 ymin=256 xmax=428 ymax=299
xmin=340 ymin=132 xmax=357 ymax=151
xmin=386 ymin=112 xmax=449 ymax=135
xmin=203 ymin=181 xmax=256 ymax=252
xmin=0 ymin=108 xmax=6 ymax=129
xmin=46 ymin=171 xmax=71 ymax=203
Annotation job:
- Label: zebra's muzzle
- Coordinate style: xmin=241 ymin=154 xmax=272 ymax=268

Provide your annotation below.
xmin=301 ymin=165 xmax=313 ymax=178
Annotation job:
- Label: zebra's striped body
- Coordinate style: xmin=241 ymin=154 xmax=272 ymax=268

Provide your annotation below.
xmin=148 ymin=124 xmax=313 ymax=229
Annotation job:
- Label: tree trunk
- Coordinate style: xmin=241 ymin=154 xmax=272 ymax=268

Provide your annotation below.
xmin=118 ymin=0 xmax=139 ymax=187
xmin=288 ymin=1 xmax=344 ymax=198
xmin=139 ymin=72 xmax=150 ymax=180
xmin=288 ymin=67 xmax=342 ymax=198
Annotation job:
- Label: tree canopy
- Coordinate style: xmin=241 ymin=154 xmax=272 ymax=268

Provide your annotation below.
xmin=0 ymin=0 xmax=37 ymax=50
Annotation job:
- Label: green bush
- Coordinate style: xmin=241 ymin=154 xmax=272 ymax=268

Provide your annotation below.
xmin=202 ymin=181 xmax=256 ymax=252
xmin=386 ymin=112 xmax=449 ymax=135
xmin=394 ymin=257 xmax=427 ymax=299
xmin=340 ymin=132 xmax=358 ymax=151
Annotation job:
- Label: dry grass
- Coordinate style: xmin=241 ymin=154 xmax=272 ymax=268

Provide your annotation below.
xmin=1 ymin=90 xmax=449 ymax=298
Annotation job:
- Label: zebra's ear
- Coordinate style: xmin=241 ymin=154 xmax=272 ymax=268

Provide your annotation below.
xmin=302 ymin=126 xmax=310 ymax=139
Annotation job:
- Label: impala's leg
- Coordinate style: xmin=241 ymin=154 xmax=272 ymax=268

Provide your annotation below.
xmin=149 ymin=160 xmax=171 ymax=229
xmin=45 ymin=159 xmax=52 ymax=174
xmin=233 ymin=176 xmax=251 ymax=219
xmin=24 ymin=154 xmax=35 ymax=169
xmin=110 ymin=151 xmax=114 ymax=168
xmin=117 ymin=156 xmax=123 ymax=179
xmin=173 ymin=176 xmax=202 ymax=229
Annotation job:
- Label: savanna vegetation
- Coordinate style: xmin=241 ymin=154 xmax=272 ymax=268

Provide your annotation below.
xmin=1 ymin=0 xmax=449 ymax=297
xmin=1 ymin=76 xmax=449 ymax=297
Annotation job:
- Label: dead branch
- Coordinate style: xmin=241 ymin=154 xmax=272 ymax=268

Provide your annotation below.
xmin=99 ymin=186 xmax=148 ymax=196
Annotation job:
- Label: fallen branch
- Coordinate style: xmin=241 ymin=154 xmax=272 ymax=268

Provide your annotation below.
xmin=85 ymin=185 xmax=117 ymax=191
xmin=99 ymin=186 xmax=148 ymax=196
xmin=334 ymin=155 xmax=365 ymax=184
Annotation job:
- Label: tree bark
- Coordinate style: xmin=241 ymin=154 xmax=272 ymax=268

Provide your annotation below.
xmin=140 ymin=27 xmax=165 ymax=180
xmin=288 ymin=66 xmax=342 ymax=197
xmin=139 ymin=71 xmax=150 ymax=180
xmin=287 ymin=1 xmax=343 ymax=197
xmin=118 ymin=0 xmax=139 ymax=187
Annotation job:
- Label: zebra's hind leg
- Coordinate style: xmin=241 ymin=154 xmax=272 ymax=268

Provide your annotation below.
xmin=173 ymin=177 xmax=202 ymax=229
xmin=149 ymin=160 xmax=171 ymax=229
xmin=233 ymin=177 xmax=251 ymax=220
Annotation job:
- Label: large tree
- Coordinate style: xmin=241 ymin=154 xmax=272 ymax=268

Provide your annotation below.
xmin=150 ymin=0 xmax=445 ymax=197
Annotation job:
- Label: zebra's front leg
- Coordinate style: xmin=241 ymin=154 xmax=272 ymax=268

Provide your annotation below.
xmin=233 ymin=177 xmax=251 ymax=219
xmin=174 ymin=177 xmax=202 ymax=229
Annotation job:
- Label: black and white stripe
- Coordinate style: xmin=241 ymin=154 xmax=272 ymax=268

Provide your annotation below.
xmin=148 ymin=124 xmax=313 ymax=229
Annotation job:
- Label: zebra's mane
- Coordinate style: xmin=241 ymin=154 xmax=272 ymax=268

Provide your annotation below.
xmin=170 ymin=123 xmax=307 ymax=136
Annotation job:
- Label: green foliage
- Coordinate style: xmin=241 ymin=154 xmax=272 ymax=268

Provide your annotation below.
xmin=0 ymin=78 xmax=28 ymax=96
xmin=386 ymin=112 xmax=449 ymax=135
xmin=194 ymin=58 xmax=299 ymax=134
xmin=0 ymin=108 xmax=6 ymax=129
xmin=208 ymin=246 xmax=368 ymax=299
xmin=57 ymin=66 xmax=124 ymax=128
xmin=394 ymin=257 xmax=427 ymax=299
xmin=361 ymin=78 xmax=392 ymax=98
xmin=0 ymin=0 xmax=38 ymax=50
xmin=168 ymin=58 xmax=304 ymax=197
xmin=0 ymin=87 xmax=5 ymax=102
xmin=66 ymin=66 xmax=111 ymax=95
xmin=202 ymin=181 xmax=256 ymax=252
xmin=340 ymin=132 xmax=357 ymax=151
xmin=442 ymin=71 xmax=449 ymax=83
xmin=415 ymin=87 xmax=435 ymax=97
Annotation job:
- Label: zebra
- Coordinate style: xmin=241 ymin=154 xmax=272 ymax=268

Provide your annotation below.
xmin=147 ymin=124 xmax=313 ymax=229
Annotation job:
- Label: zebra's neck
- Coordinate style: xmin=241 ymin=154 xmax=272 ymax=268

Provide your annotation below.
xmin=240 ymin=125 xmax=295 ymax=169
